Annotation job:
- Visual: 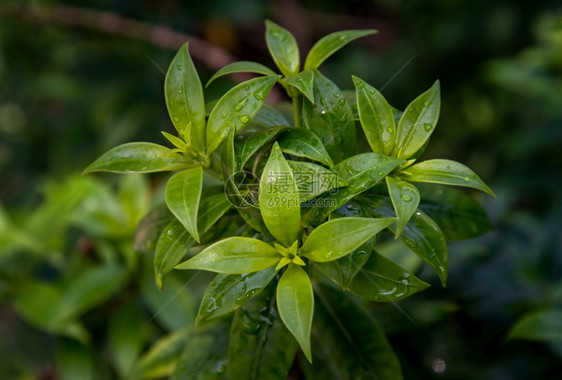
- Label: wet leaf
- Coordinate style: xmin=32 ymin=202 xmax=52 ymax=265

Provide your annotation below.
xmin=206 ymin=61 xmax=276 ymax=87
xmin=265 ymin=20 xmax=300 ymax=76
xmin=287 ymin=161 xmax=346 ymax=203
xmin=165 ymin=166 xmax=203 ymax=242
xmin=282 ymin=70 xmax=315 ymax=102
xmin=279 ymin=128 xmax=334 ymax=167
xmin=386 ymin=176 xmax=420 ymax=237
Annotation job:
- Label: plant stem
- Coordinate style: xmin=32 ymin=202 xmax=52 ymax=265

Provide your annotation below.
xmin=292 ymin=94 xmax=302 ymax=128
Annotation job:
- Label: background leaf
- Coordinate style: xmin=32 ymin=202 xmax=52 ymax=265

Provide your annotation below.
xmin=508 ymin=309 xmax=562 ymax=343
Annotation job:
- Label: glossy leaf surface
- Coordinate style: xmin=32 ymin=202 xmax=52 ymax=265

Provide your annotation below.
xmin=386 ymin=176 xmax=420 ymax=237
xmin=287 ymin=161 xmax=346 ymax=203
xmin=398 ymin=159 xmax=495 ymax=196
xmin=165 ymin=166 xmax=203 ymax=242
xmin=207 ymin=75 xmax=279 ymax=154
xmin=303 ymin=71 xmax=356 ymax=163
xmin=235 ymin=126 xmax=288 ymax=170
xmin=229 ymin=283 xmax=298 ymax=380
xmin=175 ymin=237 xmax=280 ymax=273
xmin=83 ymin=143 xmax=190 ymax=174
xmin=392 ymin=81 xmax=440 ymax=159
xmin=346 ymin=252 xmax=430 ymax=301
xmin=165 ymin=43 xmax=206 ymax=150
xmin=277 ymin=265 xmax=314 ymax=362
xmin=304 ymin=30 xmax=377 ymax=70
xmin=206 ymin=61 xmax=276 ymax=87
xmin=197 ymin=266 xmax=278 ymax=322
xmin=259 ymin=142 xmax=300 ymax=246
xmin=265 ymin=20 xmax=300 ymax=76
xmin=353 ymin=76 xmax=395 ymax=155
xmin=301 ymin=217 xmax=395 ymax=262
xmin=279 ymin=128 xmax=334 ymax=167
xmin=313 ymin=242 xmax=372 ymax=289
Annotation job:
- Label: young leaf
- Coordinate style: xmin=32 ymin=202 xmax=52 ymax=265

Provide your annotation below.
xmin=302 ymin=283 xmax=403 ymax=380
xmin=235 ymin=126 xmax=288 ymax=170
xmin=313 ymin=242 xmax=372 ymax=289
xmin=197 ymin=266 xmax=278 ymax=323
xmin=165 ymin=43 xmax=206 ymax=151
xmin=508 ymin=309 xmax=562 ymax=343
xmin=165 ymin=166 xmax=203 ymax=242
xmin=386 ymin=176 xmax=420 ymax=237
xmin=229 ymin=282 xmax=298 ymax=380
xmin=353 ymin=76 xmax=395 ymax=155
xmin=259 ymin=142 xmax=300 ymax=247
xmin=277 ymin=264 xmax=314 ymax=362
xmin=304 ymin=30 xmax=377 ymax=70
xmin=83 ymin=142 xmax=191 ymax=174
xmin=303 ymin=71 xmax=356 ymax=163
xmin=171 ymin=320 xmax=230 ymax=380
xmin=301 ymin=217 xmax=395 ymax=262
xmin=206 ymin=61 xmax=276 ymax=87
xmin=162 ymin=131 xmax=186 ymax=150
xmin=287 ymin=161 xmax=347 ymax=203
xmin=360 ymin=195 xmax=449 ymax=285
xmin=265 ymin=20 xmax=300 ymax=77
xmin=278 ymin=128 xmax=334 ymax=167
xmin=207 ymin=75 xmax=279 ymax=155
xmin=175 ymin=237 xmax=281 ymax=273
xmin=281 ymin=70 xmax=315 ymax=103
xmin=398 ymin=159 xmax=495 ymax=196
xmin=392 ymin=80 xmax=440 ymax=159
xmin=417 ymin=184 xmax=491 ymax=240
xmin=346 ymin=252 xmax=430 ymax=301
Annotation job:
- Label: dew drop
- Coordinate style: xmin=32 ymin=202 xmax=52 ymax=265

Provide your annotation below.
xmin=333 ymin=106 xmax=339 ymax=112
xmin=338 ymin=99 xmax=345 ymax=105
xmin=424 ymin=101 xmax=429 ymax=106
xmin=424 ymin=123 xmax=433 ymax=131
xmin=378 ymin=171 xmax=383 ymax=176
xmin=174 ymin=116 xmax=180 ymax=122
xmin=234 ymin=96 xmax=249 ymax=111
xmin=238 ymin=115 xmax=250 ymax=123
xmin=401 ymin=194 xmax=412 ymax=202
xmin=320 ymin=109 xmax=327 ymax=115
xmin=387 ymin=127 xmax=394 ymax=134
xmin=463 ymin=176 xmax=470 ymax=183
xmin=369 ymin=89 xmax=376 ymax=94
xmin=339 ymin=114 xmax=347 ymax=122
xmin=176 ymin=65 xmax=182 ymax=70
xmin=244 ymin=85 xmax=250 ymax=90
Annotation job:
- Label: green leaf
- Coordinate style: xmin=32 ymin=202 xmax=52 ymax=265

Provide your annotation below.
xmin=229 ymin=282 xmax=298 ymax=380
xmin=417 ymin=184 xmax=491 ymax=241
xmin=303 ymin=153 xmax=404 ymax=224
xmin=508 ymin=309 xmax=562 ymax=343
xmin=287 ymin=161 xmax=347 ymax=203
xmin=13 ymin=281 xmax=63 ymax=331
xmin=206 ymin=61 xmax=276 ymax=87
xmin=197 ymin=266 xmax=278 ymax=323
xmin=154 ymin=219 xmax=195 ymax=289
xmin=386 ymin=176 xmax=420 ymax=237
xmin=360 ymin=196 xmax=448 ymax=285
xmin=265 ymin=20 xmax=300 ymax=76
xmin=235 ymin=126 xmax=288 ymax=170
xmin=301 ymin=283 xmax=403 ymax=380
xmin=132 ymin=329 xmax=190 ymax=379
xmin=165 ymin=43 xmax=206 ymax=151
xmin=282 ymin=70 xmax=315 ymax=103
xmin=171 ymin=320 xmax=230 ymax=380
xmin=353 ymin=76 xmax=395 ymax=155
xmin=313 ymin=242 xmax=372 ymax=289
xmin=222 ymin=127 xmax=237 ymax=177
xmin=165 ymin=166 xmax=203 ymax=242
xmin=279 ymin=128 xmax=334 ymax=167
xmin=134 ymin=205 xmax=173 ymax=254
xmin=259 ymin=142 xmax=300 ymax=246
xmin=301 ymin=217 xmax=395 ymax=262
xmin=277 ymin=265 xmax=314 ymax=362
xmin=303 ymin=71 xmax=356 ymax=163
xmin=304 ymin=30 xmax=377 ymax=70
xmin=398 ymin=159 xmax=495 ymax=196
xmin=56 ymin=265 xmax=129 ymax=323
xmin=197 ymin=193 xmax=232 ymax=237
xmin=392 ymin=80 xmax=440 ymax=159
xmin=207 ymin=75 xmax=279 ymax=155
xmin=346 ymin=252 xmax=430 ymax=301
xmin=175 ymin=237 xmax=281 ymax=273
xmin=250 ymin=104 xmax=291 ymax=129
xmin=162 ymin=131 xmax=186 ymax=150
xmin=83 ymin=142 xmax=191 ymax=174
xmin=108 ymin=302 xmax=146 ymax=378
xmin=56 ymin=339 xmax=94 ymax=380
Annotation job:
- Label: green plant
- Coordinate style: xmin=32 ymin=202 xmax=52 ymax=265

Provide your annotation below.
xmin=84 ymin=20 xmax=494 ymax=378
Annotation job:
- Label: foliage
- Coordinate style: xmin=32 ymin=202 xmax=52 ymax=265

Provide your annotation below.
xmin=81 ymin=21 xmax=493 ymax=378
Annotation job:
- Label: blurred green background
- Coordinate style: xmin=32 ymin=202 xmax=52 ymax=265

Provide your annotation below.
xmin=1 ymin=0 xmax=561 ymax=379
